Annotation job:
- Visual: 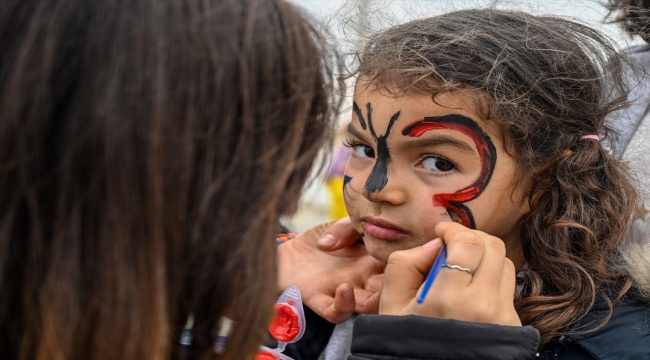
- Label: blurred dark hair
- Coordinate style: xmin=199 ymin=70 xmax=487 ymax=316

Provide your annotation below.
xmin=354 ymin=9 xmax=635 ymax=343
xmin=607 ymin=0 xmax=650 ymax=43
xmin=0 ymin=0 xmax=341 ymax=358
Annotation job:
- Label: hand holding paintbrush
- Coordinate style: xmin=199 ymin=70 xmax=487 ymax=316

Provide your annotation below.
xmin=378 ymin=222 xmax=521 ymax=327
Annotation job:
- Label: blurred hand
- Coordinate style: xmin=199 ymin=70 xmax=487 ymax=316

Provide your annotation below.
xmin=379 ymin=222 xmax=521 ymax=326
xmin=278 ymin=218 xmax=385 ymax=324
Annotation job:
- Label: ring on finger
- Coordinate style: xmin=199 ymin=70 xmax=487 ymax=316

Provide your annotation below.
xmin=442 ymin=263 xmax=473 ymax=274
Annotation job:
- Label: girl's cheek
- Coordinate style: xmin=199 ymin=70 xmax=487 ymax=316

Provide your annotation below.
xmin=419 ymin=195 xmax=454 ymax=235
xmin=342 ymin=173 xmax=361 ymax=214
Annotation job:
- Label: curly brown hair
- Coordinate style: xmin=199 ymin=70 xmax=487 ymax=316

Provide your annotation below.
xmin=607 ymin=0 xmax=650 ymax=42
xmin=354 ymin=9 xmax=636 ymax=344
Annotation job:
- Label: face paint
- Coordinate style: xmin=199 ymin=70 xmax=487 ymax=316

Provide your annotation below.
xmin=343 ymin=175 xmax=352 ymax=189
xmin=402 ymin=114 xmax=497 ymax=229
xmin=352 ymin=101 xmax=368 ymax=130
xmin=342 ymin=174 xmax=354 ymax=210
xmin=352 ymin=101 xmax=401 ymax=195
xmin=343 ymin=175 xmax=366 ymax=240
xmin=258 ymin=285 xmax=306 ymax=359
xmin=269 ymin=303 xmax=300 ymax=342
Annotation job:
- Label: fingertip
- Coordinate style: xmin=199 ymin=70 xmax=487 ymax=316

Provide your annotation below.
xmin=341 ymin=285 xmax=354 ymax=300
xmin=317 ymin=233 xmax=338 ymax=248
xmin=434 ymin=221 xmax=454 ymax=234
xmin=333 ymin=218 xmax=360 ymax=244
xmin=329 ymin=285 xmax=356 ymax=324
xmin=422 ymin=238 xmax=442 ymax=249
xmin=338 ymin=217 xmax=353 ymax=226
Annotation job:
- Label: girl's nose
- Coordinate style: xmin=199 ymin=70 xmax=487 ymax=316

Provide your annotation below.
xmin=362 ymin=173 xmax=407 ymax=205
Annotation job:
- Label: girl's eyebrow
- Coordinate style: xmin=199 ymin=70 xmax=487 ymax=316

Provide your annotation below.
xmin=398 ymin=135 xmax=476 ymax=156
xmin=346 ymin=122 xmax=368 ymax=140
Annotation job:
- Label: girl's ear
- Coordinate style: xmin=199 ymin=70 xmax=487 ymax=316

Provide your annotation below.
xmin=525 ymin=149 xmax=574 ymax=212
xmin=526 ymin=183 xmax=544 ymax=214
xmin=515 ymin=183 xmax=533 ymax=217
xmin=521 ymin=166 xmax=552 ymax=215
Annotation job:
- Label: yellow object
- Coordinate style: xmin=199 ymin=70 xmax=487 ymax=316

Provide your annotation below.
xmin=327 ymin=177 xmax=349 ymax=220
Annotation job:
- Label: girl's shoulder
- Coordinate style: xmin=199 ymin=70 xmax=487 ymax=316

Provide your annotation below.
xmin=566 ymin=301 xmax=649 ymax=359
xmin=540 ymin=291 xmax=649 ymax=360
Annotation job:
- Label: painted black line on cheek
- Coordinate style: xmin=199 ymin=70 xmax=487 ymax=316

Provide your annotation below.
xmin=352 ymin=101 xmax=367 ymax=130
xmin=343 ymin=175 xmax=352 ymax=188
xmin=452 ymin=202 xmax=476 ymax=229
xmin=342 ymin=175 xmax=354 ymax=210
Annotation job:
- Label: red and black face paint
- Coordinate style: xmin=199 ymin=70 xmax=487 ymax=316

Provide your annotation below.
xmin=402 ymin=115 xmax=496 ymax=229
xmin=352 ymin=101 xmax=401 ymax=195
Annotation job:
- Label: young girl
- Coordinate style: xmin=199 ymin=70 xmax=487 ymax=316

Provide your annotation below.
xmin=284 ymin=8 xmax=650 ymax=360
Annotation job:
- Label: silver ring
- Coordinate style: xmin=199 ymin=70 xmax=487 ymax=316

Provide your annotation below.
xmin=442 ymin=263 xmax=473 ymax=274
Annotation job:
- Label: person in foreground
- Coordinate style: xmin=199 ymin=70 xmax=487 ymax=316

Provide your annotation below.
xmin=0 ymin=0 xmax=350 ymax=358
xmin=282 ymin=9 xmax=650 ymax=360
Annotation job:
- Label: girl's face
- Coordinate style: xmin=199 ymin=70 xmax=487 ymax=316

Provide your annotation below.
xmin=344 ymin=87 xmax=529 ymax=266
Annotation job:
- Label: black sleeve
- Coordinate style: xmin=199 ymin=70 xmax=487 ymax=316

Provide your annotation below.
xmin=556 ymin=343 xmax=598 ymax=359
xmin=280 ymin=306 xmax=335 ymax=360
xmin=349 ymin=314 xmax=540 ymax=360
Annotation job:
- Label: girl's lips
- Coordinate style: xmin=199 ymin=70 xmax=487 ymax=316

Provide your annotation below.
xmin=361 ymin=218 xmax=408 ymax=241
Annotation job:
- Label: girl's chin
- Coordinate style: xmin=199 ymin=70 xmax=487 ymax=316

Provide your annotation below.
xmin=365 ymin=235 xmax=435 ymax=264
xmin=366 ymin=243 xmax=412 ymax=264
xmin=369 ymin=250 xmax=391 ymax=264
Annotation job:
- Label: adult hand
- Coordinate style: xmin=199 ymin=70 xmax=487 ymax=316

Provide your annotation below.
xmin=379 ymin=222 xmax=521 ymax=326
xmin=278 ymin=218 xmax=385 ymax=324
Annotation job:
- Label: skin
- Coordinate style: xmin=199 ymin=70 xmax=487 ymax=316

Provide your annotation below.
xmin=380 ymin=222 xmax=521 ymax=326
xmin=277 ymin=218 xmax=385 ymax=323
xmin=344 ymin=85 xmax=529 ymax=269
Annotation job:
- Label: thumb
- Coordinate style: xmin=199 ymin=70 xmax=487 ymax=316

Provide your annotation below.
xmin=316 ymin=217 xmax=362 ymax=251
xmin=379 ymin=239 xmax=443 ymax=315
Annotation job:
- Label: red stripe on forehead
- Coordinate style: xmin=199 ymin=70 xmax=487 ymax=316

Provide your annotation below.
xmin=405 ymin=120 xmax=488 ymax=150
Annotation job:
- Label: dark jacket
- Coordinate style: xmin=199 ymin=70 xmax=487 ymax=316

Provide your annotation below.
xmin=283 ymin=288 xmax=649 ymax=360
xmin=349 ymin=315 xmax=540 ymax=360
xmin=349 ymin=291 xmax=649 ymax=360
xmin=536 ymin=291 xmax=650 ymax=360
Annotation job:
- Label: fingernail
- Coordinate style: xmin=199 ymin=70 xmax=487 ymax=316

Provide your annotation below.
xmin=342 ymin=287 xmax=353 ymax=300
xmin=423 ymin=238 xmax=441 ymax=248
xmin=318 ymin=234 xmax=337 ymax=247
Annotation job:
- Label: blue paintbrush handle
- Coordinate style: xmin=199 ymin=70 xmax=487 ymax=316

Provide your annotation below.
xmin=417 ymin=243 xmax=448 ymax=304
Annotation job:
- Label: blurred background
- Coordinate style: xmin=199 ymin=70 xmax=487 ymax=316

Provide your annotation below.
xmin=282 ymin=0 xmax=644 ymax=233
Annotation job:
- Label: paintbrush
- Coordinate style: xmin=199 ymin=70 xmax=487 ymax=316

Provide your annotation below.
xmin=416 ymin=243 xmax=447 ymax=304
xmin=417 ymin=209 xmax=464 ymax=304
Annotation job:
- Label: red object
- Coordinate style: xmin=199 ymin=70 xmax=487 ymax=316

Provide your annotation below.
xmin=268 ymin=303 xmax=301 ymax=342
xmin=255 ymin=350 xmax=278 ymax=360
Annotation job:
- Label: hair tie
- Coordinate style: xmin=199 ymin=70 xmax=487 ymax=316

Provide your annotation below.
xmin=580 ymin=135 xmax=600 ymax=141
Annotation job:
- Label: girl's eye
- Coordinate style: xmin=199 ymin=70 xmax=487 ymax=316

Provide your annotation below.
xmin=422 ymin=156 xmax=455 ymax=172
xmin=353 ymin=145 xmax=375 ymax=158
